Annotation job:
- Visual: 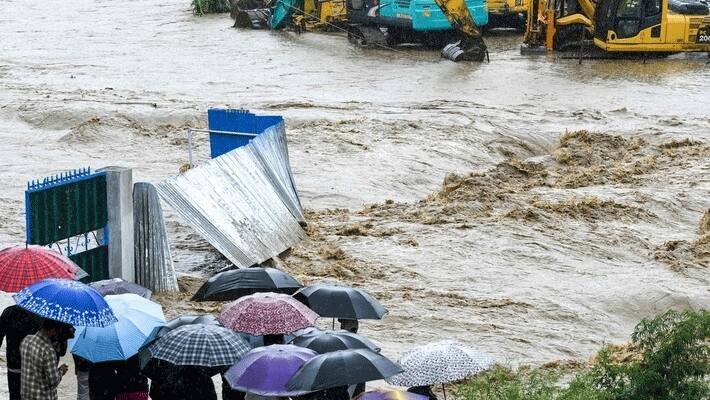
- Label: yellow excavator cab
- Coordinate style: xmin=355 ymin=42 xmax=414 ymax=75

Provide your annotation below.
xmin=298 ymin=0 xmax=347 ymax=30
xmin=523 ymin=0 xmax=710 ymax=53
xmin=487 ymin=0 xmax=530 ymax=29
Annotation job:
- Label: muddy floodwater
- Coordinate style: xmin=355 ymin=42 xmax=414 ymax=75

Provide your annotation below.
xmin=1 ymin=0 xmax=710 ymax=396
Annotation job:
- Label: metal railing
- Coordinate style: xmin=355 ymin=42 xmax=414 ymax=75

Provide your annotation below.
xmin=186 ymin=128 xmax=259 ymax=168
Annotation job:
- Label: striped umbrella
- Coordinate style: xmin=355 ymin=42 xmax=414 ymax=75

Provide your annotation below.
xmin=218 ymin=292 xmax=318 ymax=335
xmin=0 ymin=245 xmax=86 ymax=292
xmin=146 ymin=324 xmax=251 ymax=367
xmin=13 ymin=278 xmax=116 ymax=327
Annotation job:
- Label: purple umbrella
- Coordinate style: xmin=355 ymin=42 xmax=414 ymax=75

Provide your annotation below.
xmin=355 ymin=390 xmax=428 ymax=400
xmin=90 ymin=278 xmax=152 ymax=299
xmin=225 ymin=345 xmax=318 ymax=396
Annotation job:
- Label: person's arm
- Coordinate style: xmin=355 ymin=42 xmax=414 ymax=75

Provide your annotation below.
xmin=0 ymin=308 xmax=9 ymax=348
xmin=41 ymin=346 xmax=64 ymax=387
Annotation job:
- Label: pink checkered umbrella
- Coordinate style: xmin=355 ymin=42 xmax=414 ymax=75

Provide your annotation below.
xmin=218 ymin=292 xmax=318 ymax=335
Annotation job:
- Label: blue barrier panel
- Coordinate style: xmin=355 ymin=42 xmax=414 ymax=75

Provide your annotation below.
xmin=207 ymin=109 xmax=284 ymax=158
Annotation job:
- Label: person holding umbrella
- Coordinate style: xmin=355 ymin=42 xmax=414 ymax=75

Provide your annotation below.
xmin=0 ymin=245 xmax=88 ymax=400
xmin=0 ymin=304 xmax=43 ymax=400
xmin=20 ymin=318 xmax=74 ymax=400
xmin=143 ymin=324 xmax=251 ymax=400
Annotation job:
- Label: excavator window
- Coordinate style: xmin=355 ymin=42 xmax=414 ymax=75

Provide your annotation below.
xmin=644 ymin=0 xmax=660 ymax=15
xmin=615 ymin=0 xmax=643 ymax=38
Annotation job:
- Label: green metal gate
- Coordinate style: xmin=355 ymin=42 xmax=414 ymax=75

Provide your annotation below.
xmin=25 ymin=168 xmax=110 ymax=282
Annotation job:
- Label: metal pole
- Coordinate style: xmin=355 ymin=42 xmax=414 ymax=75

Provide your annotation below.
xmin=578 ymin=27 xmax=584 ymax=65
xmin=187 ymin=129 xmax=193 ymax=168
xmin=442 ymin=384 xmax=447 ymax=400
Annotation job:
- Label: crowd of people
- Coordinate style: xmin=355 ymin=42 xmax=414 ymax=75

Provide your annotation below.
xmin=1 ymin=307 xmax=439 ymax=400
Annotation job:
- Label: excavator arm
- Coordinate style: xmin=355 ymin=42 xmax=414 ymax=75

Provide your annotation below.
xmin=434 ymin=0 xmax=488 ymax=61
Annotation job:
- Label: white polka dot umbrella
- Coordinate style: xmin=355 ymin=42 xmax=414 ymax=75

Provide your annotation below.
xmin=386 ymin=340 xmax=495 ymax=389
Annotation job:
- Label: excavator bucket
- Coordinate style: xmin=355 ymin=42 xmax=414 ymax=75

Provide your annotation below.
xmin=434 ymin=0 xmax=487 ymax=61
xmin=441 ymin=37 xmax=487 ymax=61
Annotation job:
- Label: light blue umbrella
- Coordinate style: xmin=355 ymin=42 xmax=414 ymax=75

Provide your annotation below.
xmin=70 ymin=293 xmax=166 ymax=362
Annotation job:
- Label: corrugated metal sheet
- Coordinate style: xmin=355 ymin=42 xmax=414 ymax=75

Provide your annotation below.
xmin=250 ymin=123 xmax=305 ymax=223
xmin=133 ymin=182 xmax=179 ymax=293
xmin=156 ymin=123 xmax=305 ymax=268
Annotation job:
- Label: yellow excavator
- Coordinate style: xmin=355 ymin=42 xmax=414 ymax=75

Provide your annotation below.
xmin=522 ymin=0 xmax=710 ymax=54
xmin=232 ymin=0 xmax=488 ymax=60
xmin=487 ymin=0 xmax=529 ymax=30
xmin=292 ymin=0 xmax=347 ymax=31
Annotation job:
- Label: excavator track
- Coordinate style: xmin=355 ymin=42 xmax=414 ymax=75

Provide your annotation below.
xmin=233 ymin=9 xmax=271 ymax=29
xmin=348 ymin=26 xmax=389 ymax=48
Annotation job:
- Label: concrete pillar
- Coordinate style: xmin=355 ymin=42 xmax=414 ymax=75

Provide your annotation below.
xmin=100 ymin=166 xmax=135 ymax=282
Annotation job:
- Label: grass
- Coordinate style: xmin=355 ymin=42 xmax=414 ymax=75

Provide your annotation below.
xmin=192 ymin=0 xmax=231 ymax=15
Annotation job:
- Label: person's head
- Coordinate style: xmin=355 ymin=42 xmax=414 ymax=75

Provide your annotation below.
xmin=338 ymin=318 xmax=359 ymax=333
xmin=263 ymin=334 xmax=284 ymax=346
xmin=41 ymin=319 xmax=75 ymax=341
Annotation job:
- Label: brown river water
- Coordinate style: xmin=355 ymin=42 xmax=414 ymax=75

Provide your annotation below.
xmin=1 ymin=0 xmax=709 ymax=396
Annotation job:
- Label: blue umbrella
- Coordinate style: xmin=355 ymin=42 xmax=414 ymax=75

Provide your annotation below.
xmin=13 ymin=278 xmax=117 ymax=327
xmin=69 ymin=294 xmax=166 ymax=362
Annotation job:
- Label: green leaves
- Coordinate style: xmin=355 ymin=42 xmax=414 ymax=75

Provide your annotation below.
xmin=192 ymin=0 xmax=231 ymax=15
xmin=457 ymin=310 xmax=710 ymax=400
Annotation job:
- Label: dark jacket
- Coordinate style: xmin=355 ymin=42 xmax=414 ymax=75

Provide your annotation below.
xmin=115 ymin=357 xmax=149 ymax=395
xmin=222 ymin=375 xmax=246 ymax=400
xmin=150 ymin=366 xmax=217 ymax=400
xmin=408 ymin=386 xmax=439 ymax=400
xmin=89 ymin=361 xmax=121 ymax=400
xmin=0 ymin=305 xmax=43 ymax=370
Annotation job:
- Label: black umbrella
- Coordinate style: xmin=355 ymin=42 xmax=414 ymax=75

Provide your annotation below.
xmin=287 ymin=349 xmax=402 ymax=392
xmin=290 ymin=330 xmax=381 ymax=354
xmin=293 ymin=285 xmax=387 ymax=320
xmin=192 ymin=267 xmax=302 ymax=302
xmin=157 ymin=314 xmax=221 ymax=338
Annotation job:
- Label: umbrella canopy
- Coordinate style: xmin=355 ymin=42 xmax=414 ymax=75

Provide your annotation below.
xmin=225 ymin=345 xmax=317 ymax=396
xmin=13 ymin=278 xmax=116 ymax=327
xmin=192 ymin=267 xmax=301 ymax=302
xmin=146 ymin=324 xmax=251 ymax=367
xmin=355 ymin=390 xmax=428 ymax=400
xmin=386 ymin=340 xmax=495 ymax=387
xmin=0 ymin=245 xmax=85 ymax=292
xmin=290 ymin=330 xmax=380 ymax=354
xmin=218 ymin=292 xmax=318 ymax=335
xmin=287 ymin=349 xmax=403 ymax=392
xmin=293 ymin=285 xmax=387 ymax=320
xmin=90 ymin=278 xmax=152 ymax=299
xmin=69 ymin=294 xmax=165 ymax=362
xmin=156 ymin=314 xmax=220 ymax=338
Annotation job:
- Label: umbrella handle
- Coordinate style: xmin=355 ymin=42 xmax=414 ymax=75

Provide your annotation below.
xmin=442 ymin=383 xmax=447 ymax=400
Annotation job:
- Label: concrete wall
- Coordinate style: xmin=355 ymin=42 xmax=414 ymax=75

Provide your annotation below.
xmin=100 ymin=166 xmax=135 ymax=282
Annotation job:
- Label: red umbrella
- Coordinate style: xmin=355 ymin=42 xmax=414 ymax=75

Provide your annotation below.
xmin=218 ymin=292 xmax=318 ymax=335
xmin=0 ymin=245 xmax=83 ymax=292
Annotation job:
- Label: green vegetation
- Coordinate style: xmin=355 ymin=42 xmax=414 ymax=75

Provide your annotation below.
xmin=192 ymin=0 xmax=230 ymax=15
xmin=457 ymin=310 xmax=710 ymax=400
